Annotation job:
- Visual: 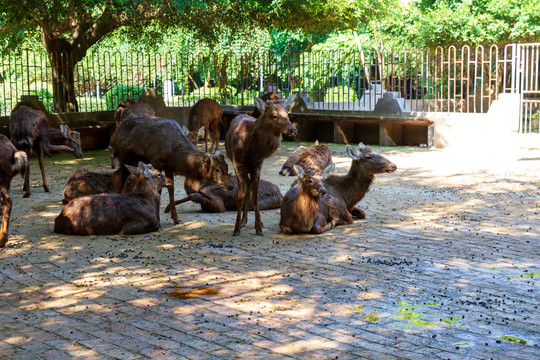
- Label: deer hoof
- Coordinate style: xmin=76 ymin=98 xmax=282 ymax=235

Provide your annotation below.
xmin=232 ymin=230 xmax=240 ymax=236
xmin=173 ymin=218 xmax=180 ymax=224
xmin=256 ymin=230 xmax=264 ymax=236
xmin=23 ymin=192 xmax=30 ymax=198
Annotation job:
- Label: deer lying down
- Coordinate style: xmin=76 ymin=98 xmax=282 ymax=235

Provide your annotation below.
xmin=61 ymin=168 xmax=136 ymax=204
xmin=54 ymin=162 xmax=172 ymax=235
xmin=0 ymin=135 xmax=28 ymax=248
xmin=280 ymin=164 xmax=352 ymax=234
xmin=324 ymin=143 xmax=397 ymax=219
xmin=165 ymin=175 xmax=282 ymax=213
xmin=279 ymin=140 xmax=333 ymax=176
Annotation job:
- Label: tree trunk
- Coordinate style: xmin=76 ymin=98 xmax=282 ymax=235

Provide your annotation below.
xmin=49 ymin=51 xmax=79 ymax=112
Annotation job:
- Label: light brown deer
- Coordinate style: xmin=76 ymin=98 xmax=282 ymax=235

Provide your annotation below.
xmin=0 ymin=135 xmax=28 ymax=248
xmin=110 ymin=114 xmax=233 ymax=224
xmin=279 ymin=140 xmax=333 ymax=176
xmin=324 ymin=143 xmax=397 ymax=219
xmin=280 ymin=164 xmax=352 ymax=234
xmin=54 ymin=162 xmax=172 ymax=235
xmin=225 ymin=95 xmax=296 ymax=236
xmin=187 ymin=98 xmax=223 ymax=153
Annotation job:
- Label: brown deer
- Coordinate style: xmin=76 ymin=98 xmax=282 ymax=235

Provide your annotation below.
xmin=187 ymin=98 xmax=223 ymax=153
xmin=118 ymin=102 xmax=155 ymax=124
xmin=9 ymin=104 xmax=83 ymax=198
xmin=47 ymin=124 xmax=84 ymax=158
xmin=164 ymin=175 xmax=283 ymax=213
xmin=250 ymin=92 xmax=281 ymax=118
xmin=225 ymin=95 xmax=296 ymax=236
xmin=279 ymin=140 xmax=333 ymax=176
xmin=280 ymin=164 xmax=352 ymax=234
xmin=114 ymin=99 xmax=136 ymax=125
xmin=54 ymin=162 xmax=172 ymax=235
xmin=110 ymin=114 xmax=233 ymax=224
xmin=0 ymin=135 xmax=28 ymax=248
xmin=61 ymin=168 xmax=136 ymax=204
xmin=324 ymin=143 xmax=397 ymax=219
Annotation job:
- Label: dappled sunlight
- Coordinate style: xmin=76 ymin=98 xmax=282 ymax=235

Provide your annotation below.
xmin=1 ymin=145 xmax=539 ymax=358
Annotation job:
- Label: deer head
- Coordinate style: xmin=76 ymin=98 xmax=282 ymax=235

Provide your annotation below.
xmin=294 ymin=163 xmax=335 ymax=198
xmin=346 ymin=143 xmax=397 ymax=174
xmin=254 ymin=95 xmax=297 ymax=137
xmin=60 ymin=124 xmax=83 ymax=159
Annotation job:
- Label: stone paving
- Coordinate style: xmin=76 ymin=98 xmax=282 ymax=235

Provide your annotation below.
xmin=1 ymin=138 xmax=539 ymax=359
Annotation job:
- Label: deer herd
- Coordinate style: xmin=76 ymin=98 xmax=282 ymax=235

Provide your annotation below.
xmin=0 ymin=94 xmax=397 ymax=247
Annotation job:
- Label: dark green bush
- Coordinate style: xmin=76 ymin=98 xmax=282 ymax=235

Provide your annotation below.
xmin=105 ymin=85 xmax=147 ymax=110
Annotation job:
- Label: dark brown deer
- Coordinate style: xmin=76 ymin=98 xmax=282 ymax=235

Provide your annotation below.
xmin=250 ymin=92 xmax=281 ymax=118
xmin=164 ymin=175 xmax=282 ymax=213
xmin=9 ymin=104 xmax=83 ymax=198
xmin=114 ymin=99 xmax=136 ymax=125
xmin=61 ymin=168 xmax=136 ymax=204
xmin=280 ymin=164 xmax=352 ymax=234
xmin=0 ymin=135 xmax=28 ymax=248
xmin=110 ymin=114 xmax=233 ymax=224
xmin=187 ymin=98 xmax=223 ymax=153
xmin=279 ymin=140 xmax=333 ymax=176
xmin=47 ymin=124 xmax=83 ymax=158
xmin=118 ymin=102 xmax=155 ymax=123
xmin=54 ymin=162 xmax=172 ymax=235
xmin=324 ymin=143 xmax=397 ymax=219
xmin=225 ymin=95 xmax=296 ymax=236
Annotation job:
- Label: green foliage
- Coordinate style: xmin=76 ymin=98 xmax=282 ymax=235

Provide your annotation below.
xmin=105 ymin=85 xmax=146 ymax=110
xmin=32 ymin=88 xmax=54 ymax=112
xmin=324 ymin=86 xmax=359 ymax=103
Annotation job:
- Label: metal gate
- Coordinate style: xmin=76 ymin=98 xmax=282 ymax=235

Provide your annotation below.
xmin=508 ymin=44 xmax=540 ymax=134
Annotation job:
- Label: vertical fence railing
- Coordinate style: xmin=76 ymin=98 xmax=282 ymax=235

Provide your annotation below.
xmin=0 ymin=44 xmax=534 ymax=121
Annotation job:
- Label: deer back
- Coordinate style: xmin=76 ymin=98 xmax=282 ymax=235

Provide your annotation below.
xmin=280 ymin=140 xmax=333 ymax=176
xmin=9 ymin=105 xmax=50 ymax=152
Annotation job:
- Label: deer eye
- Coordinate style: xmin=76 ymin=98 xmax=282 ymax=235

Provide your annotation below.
xmin=273 ymin=116 xmax=278 ymax=121
xmin=307 ymin=179 xmax=314 ymax=185
xmin=216 ymin=169 xmax=221 ymax=173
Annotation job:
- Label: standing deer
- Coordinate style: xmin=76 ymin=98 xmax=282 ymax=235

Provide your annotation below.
xmin=55 ymin=162 xmax=172 ymax=235
xmin=0 ymin=135 xmax=28 ymax=248
xmin=225 ymin=95 xmax=296 ymax=236
xmin=324 ymin=143 xmax=397 ymax=219
xmin=110 ymin=114 xmax=233 ymax=224
xmin=280 ymin=164 xmax=352 ymax=234
xmin=279 ymin=140 xmax=333 ymax=176
xmin=10 ymin=104 xmax=83 ymax=198
xmin=164 ymin=175 xmax=283 ymax=213
xmin=187 ymin=98 xmax=223 ymax=153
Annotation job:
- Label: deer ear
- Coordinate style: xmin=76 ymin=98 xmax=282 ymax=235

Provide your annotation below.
xmin=346 ymin=144 xmax=361 ymax=160
xmin=322 ymin=164 xmax=335 ymax=178
xmin=125 ymin=164 xmax=138 ymax=176
xmin=283 ymin=94 xmax=295 ymax=111
xmin=293 ymin=164 xmax=304 ymax=178
xmin=254 ymin=97 xmax=266 ymax=113
xmin=313 ymin=140 xmax=319 ymax=146
xmin=60 ymin=124 xmax=69 ymax=135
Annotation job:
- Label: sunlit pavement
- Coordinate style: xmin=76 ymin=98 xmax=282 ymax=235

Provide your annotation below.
xmin=1 ymin=139 xmax=539 ymax=359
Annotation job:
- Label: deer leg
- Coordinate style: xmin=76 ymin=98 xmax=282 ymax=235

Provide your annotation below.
xmin=47 ymin=144 xmax=74 ymax=153
xmin=240 ymin=177 xmax=251 ymax=228
xmin=165 ymin=196 xmax=191 ymax=213
xmin=22 ymin=149 xmax=31 ymax=197
xmin=38 ymin=142 xmax=49 ymax=193
xmin=280 ymin=224 xmax=292 ymax=234
xmin=0 ymin=190 xmax=12 ymax=247
xmin=252 ymin=169 xmax=263 ymax=236
xmin=311 ymin=214 xmax=333 ymax=234
xmin=165 ymin=170 xmax=180 ymax=224
xmin=233 ymin=173 xmax=247 ymax=236
xmin=351 ymin=207 xmax=366 ymax=219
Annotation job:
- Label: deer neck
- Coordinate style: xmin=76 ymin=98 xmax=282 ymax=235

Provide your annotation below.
xmin=248 ymin=119 xmax=282 ymax=157
xmin=340 ymin=161 xmax=374 ymax=208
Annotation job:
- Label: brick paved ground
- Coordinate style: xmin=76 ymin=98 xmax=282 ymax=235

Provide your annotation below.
xmin=1 ymin=137 xmax=539 ymax=359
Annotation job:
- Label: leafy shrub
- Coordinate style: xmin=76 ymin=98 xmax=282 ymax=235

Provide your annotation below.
xmin=186 ymin=86 xmax=237 ymax=103
xmin=324 ymin=85 xmax=358 ymax=103
xmin=105 ymin=85 xmax=147 ymax=110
